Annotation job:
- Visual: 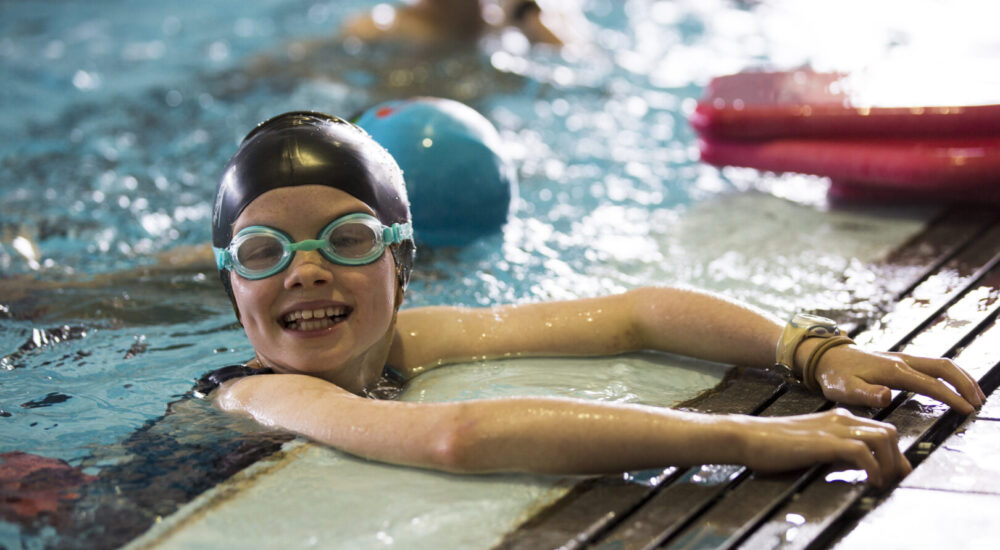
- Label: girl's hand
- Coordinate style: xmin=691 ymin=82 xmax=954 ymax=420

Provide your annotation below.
xmin=740 ymin=409 xmax=911 ymax=488
xmin=813 ymin=345 xmax=986 ymax=414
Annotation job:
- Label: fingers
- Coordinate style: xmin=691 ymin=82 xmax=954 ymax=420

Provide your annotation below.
xmin=894 ymin=353 xmax=986 ymax=404
xmin=873 ymin=353 xmax=983 ymax=414
xmin=827 ymin=411 xmax=911 ymax=488
xmin=848 ymin=425 xmax=911 ymax=485
xmin=747 ymin=411 xmax=909 ymax=488
xmin=819 ymin=347 xmax=985 ymax=413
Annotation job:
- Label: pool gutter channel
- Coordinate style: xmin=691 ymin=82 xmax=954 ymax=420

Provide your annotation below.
xmin=495 ymin=205 xmax=1000 ymax=550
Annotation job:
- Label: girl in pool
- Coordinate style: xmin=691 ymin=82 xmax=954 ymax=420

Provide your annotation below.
xmin=206 ymin=111 xmax=984 ymax=488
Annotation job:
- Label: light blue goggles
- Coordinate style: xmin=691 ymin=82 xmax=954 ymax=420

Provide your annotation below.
xmin=214 ymin=213 xmax=413 ymax=280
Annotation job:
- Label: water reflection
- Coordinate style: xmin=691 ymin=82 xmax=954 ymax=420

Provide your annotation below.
xmin=824 ymin=469 xmax=868 ymax=484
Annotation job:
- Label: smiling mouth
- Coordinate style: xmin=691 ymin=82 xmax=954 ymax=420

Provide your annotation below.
xmin=282 ymin=306 xmax=351 ymax=331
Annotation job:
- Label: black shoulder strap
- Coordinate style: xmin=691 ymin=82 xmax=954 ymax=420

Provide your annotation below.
xmin=193 ymin=364 xmax=274 ymax=398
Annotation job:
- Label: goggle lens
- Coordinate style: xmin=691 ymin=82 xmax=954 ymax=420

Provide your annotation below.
xmin=327 ymin=222 xmax=380 ymax=260
xmin=236 ymin=234 xmax=287 ymax=272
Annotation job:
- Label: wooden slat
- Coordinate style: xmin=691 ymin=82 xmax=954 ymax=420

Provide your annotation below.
xmin=593 ymin=465 xmax=749 ymax=550
xmin=678 ymin=366 xmax=785 ymax=415
xmin=661 ymin=473 xmax=801 ymax=550
xmin=854 ymin=223 xmax=1000 ymax=351
xmin=496 ymin=476 xmax=664 ymax=550
xmin=835 ymin=208 xmax=998 ymax=332
xmin=862 ymin=208 xmax=999 ymax=301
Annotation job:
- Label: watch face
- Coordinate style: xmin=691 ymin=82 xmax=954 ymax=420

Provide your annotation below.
xmin=791 ymin=313 xmax=839 ymax=337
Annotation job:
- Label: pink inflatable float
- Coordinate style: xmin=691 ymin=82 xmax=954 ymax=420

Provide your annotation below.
xmin=693 ymin=70 xmax=1000 ymax=202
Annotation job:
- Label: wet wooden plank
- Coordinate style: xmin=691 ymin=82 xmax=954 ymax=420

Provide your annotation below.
xmin=659 ymin=251 xmax=1000 ymax=550
xmin=863 ymin=207 xmax=999 ymax=300
xmin=502 ymin=367 xmax=788 ymax=550
xmin=978 ymin=385 xmax=1000 ymax=420
xmin=834 ymin=207 xmax=998 ymax=332
xmin=678 ymin=366 xmax=785 ymax=415
xmin=660 ymin=472 xmax=801 ymax=550
xmin=591 ymin=465 xmax=748 ymax=550
xmin=758 ymin=384 xmax=828 ymax=418
xmin=496 ymin=476 xmax=661 ymax=550
xmin=592 ymin=380 xmax=829 ymax=550
xmin=901 ymin=259 xmax=1000 ymax=359
xmin=855 ymin=222 xmax=1000 ymax=352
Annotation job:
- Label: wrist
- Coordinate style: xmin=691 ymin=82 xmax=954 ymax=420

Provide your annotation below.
xmin=775 ymin=313 xmax=851 ymax=391
xmin=660 ymin=410 xmax=754 ymax=467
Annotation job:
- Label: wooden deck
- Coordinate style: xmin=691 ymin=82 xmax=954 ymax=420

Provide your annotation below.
xmin=496 ymin=206 xmax=1000 ymax=550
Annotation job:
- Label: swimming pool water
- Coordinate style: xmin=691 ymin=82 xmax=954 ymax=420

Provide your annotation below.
xmin=4 ymin=0 xmax=989 ymax=547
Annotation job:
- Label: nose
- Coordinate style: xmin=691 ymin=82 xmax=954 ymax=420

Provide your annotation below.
xmin=283 ymin=249 xmax=334 ymax=289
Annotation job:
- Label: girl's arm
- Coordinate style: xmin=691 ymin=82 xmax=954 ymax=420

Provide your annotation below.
xmin=215 ymin=373 xmax=910 ymax=488
xmin=393 ymin=286 xmax=984 ymax=412
xmin=392 ymin=286 xmax=774 ymax=368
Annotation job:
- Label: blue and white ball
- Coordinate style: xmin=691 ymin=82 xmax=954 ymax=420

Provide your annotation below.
xmin=355 ymin=97 xmax=517 ymax=247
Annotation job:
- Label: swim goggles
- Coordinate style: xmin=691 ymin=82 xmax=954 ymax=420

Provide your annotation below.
xmin=214 ymin=213 xmax=413 ymax=280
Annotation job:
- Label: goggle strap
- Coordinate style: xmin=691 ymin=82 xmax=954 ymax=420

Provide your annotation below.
xmin=383 ymin=222 xmax=413 ymax=244
xmin=213 ymin=247 xmax=231 ymax=270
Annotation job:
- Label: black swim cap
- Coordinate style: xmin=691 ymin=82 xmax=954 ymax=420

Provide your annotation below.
xmin=212 ymin=112 xmax=415 ymax=307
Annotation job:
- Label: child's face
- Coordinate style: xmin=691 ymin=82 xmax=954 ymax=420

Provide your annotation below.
xmin=229 ymin=185 xmax=399 ymax=384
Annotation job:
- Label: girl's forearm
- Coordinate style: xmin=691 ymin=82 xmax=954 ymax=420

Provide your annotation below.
xmin=395 ymin=286 xmax=787 ymax=373
xmin=434 ymin=397 xmax=745 ymax=474
xmin=628 ymin=286 xmax=784 ymax=369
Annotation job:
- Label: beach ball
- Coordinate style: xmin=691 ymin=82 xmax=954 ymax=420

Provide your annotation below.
xmin=355 ymin=97 xmax=517 ymax=247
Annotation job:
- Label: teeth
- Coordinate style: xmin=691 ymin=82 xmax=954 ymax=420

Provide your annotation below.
xmin=299 ymin=318 xmax=334 ymax=331
xmin=282 ymin=306 xmax=349 ymax=329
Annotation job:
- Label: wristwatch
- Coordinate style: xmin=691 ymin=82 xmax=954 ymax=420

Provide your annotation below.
xmin=774 ymin=313 xmax=841 ymax=383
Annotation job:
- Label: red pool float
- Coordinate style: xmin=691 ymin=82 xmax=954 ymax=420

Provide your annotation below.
xmin=692 ymin=70 xmax=1000 ymax=202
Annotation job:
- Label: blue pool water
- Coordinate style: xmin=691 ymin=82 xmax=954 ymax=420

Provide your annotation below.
xmin=3 ymin=0 xmax=986 ymax=547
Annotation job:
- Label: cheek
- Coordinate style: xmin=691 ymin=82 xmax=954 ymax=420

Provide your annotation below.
xmin=230 ymin=273 xmax=274 ymax=321
xmin=359 ymin=258 xmax=399 ymax=319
